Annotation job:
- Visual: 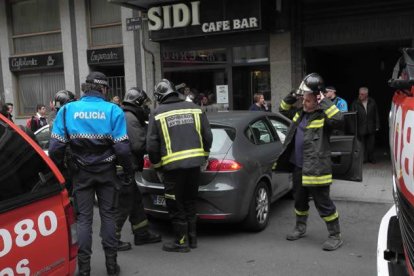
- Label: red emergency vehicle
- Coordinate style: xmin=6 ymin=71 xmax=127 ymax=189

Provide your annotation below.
xmin=0 ymin=114 xmax=77 ymax=275
xmin=378 ymin=48 xmax=414 ymax=276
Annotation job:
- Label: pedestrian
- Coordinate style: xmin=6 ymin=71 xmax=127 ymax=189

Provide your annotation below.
xmin=249 ymin=92 xmax=269 ymax=111
xmin=112 ymin=96 xmax=121 ymax=106
xmin=351 ymin=87 xmax=380 ymax=163
xmin=49 ymin=72 xmax=134 ymax=276
xmin=276 ymin=73 xmax=344 ymax=251
xmin=325 ymin=86 xmax=348 ymax=112
xmin=116 ymin=87 xmax=161 ymax=251
xmin=147 ymin=79 xmax=213 ymax=253
xmin=6 ymin=103 xmax=13 ymax=122
xmin=27 ymin=104 xmax=48 ymax=132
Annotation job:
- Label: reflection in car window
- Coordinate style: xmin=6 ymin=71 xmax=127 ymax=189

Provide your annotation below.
xmin=211 ymin=127 xmax=235 ymax=154
xmin=35 ymin=125 xmax=51 ymax=150
xmin=246 ymin=120 xmax=274 ymax=145
xmin=0 ymin=121 xmax=61 ymax=213
xmin=269 ymin=118 xmax=289 ymax=144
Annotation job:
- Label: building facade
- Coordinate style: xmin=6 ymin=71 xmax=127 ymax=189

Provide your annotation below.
xmin=1 ymin=0 xmax=414 ymax=136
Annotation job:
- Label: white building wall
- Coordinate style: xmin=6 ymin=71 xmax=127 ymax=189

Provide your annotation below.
xmin=74 ymin=0 xmax=90 ymax=93
xmin=60 ymin=0 xmax=76 ymax=93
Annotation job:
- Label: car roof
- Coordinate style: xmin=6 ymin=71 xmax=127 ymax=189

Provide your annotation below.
xmin=206 ymin=111 xmax=290 ymax=129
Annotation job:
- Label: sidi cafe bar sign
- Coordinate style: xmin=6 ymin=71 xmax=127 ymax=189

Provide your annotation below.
xmin=147 ymin=0 xmax=261 ymax=41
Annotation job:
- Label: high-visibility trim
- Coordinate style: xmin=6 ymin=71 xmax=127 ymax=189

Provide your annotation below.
xmin=155 ymin=109 xmax=202 ymax=120
xmin=292 ymin=112 xmax=300 ymax=122
xmin=179 ymin=235 xmax=185 ymax=245
xmin=160 ymin=118 xmax=172 ymax=155
xmin=302 ymin=174 xmax=332 ymax=185
xmin=152 ymin=162 xmax=162 ymax=168
xmin=295 ymin=209 xmax=309 ymax=216
xmin=323 ymin=211 xmax=339 ymax=222
xmin=325 ymin=105 xmax=339 ymax=118
xmin=164 ymin=193 xmax=176 ymax=200
xmin=161 ymin=148 xmax=208 ymax=166
xmin=280 ymin=100 xmax=292 ymax=110
xmin=306 ymin=118 xmax=325 ymax=129
xmin=194 ymin=113 xmax=203 ymax=148
xmin=132 ymin=219 xmax=148 ymax=231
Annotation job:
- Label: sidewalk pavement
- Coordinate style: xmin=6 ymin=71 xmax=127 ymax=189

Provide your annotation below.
xmin=331 ymin=153 xmax=394 ymax=204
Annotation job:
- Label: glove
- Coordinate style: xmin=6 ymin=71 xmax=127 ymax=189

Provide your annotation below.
xmin=284 ymin=90 xmax=298 ymax=105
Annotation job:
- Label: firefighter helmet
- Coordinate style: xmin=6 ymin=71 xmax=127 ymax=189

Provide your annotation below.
xmin=123 ymin=87 xmax=150 ymax=107
xmin=297 ymin=73 xmax=325 ymax=96
xmin=54 ymin=90 xmax=75 ymax=110
xmin=154 ymin=79 xmax=178 ymax=102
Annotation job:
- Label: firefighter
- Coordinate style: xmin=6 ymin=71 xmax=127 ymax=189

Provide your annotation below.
xmin=116 ymin=87 xmax=161 ymax=251
xmin=147 ymin=79 xmax=213 ymax=253
xmin=276 ymin=73 xmax=344 ymax=251
xmin=49 ymin=72 xmax=133 ymax=275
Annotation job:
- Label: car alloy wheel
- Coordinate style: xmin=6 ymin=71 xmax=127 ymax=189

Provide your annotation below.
xmin=243 ymin=181 xmax=270 ymax=232
xmin=256 ymin=186 xmax=269 ymax=224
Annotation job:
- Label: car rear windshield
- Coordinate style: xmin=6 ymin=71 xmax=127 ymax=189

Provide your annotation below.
xmin=0 ymin=121 xmax=62 ymax=213
xmin=210 ymin=126 xmax=235 ymax=154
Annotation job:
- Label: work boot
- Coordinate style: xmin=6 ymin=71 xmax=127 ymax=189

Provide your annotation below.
xmin=188 ymin=218 xmax=197 ymax=249
xmin=322 ymin=219 xmax=343 ymax=251
xmin=117 ymin=240 xmax=132 ymax=251
xmin=77 ymin=254 xmax=91 ymax=276
xmin=286 ymin=215 xmax=307 ymax=241
xmin=105 ymin=249 xmax=120 ymax=276
xmin=134 ymin=228 xmax=162 ymax=245
xmin=162 ymin=222 xmax=190 ymax=253
xmin=115 ymin=231 xmax=132 ymax=251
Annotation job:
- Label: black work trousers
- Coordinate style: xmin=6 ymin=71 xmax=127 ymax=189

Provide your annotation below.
xmin=116 ymin=181 xmax=148 ymax=235
xmin=292 ymin=166 xmax=337 ymax=220
xmin=163 ymin=167 xmax=200 ymax=224
xmin=73 ymin=167 xmax=118 ymax=258
xmin=359 ymin=133 xmax=376 ymax=163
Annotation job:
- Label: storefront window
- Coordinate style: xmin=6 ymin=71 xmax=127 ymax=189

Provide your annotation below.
xmin=162 ymin=48 xmax=227 ymax=68
xmin=11 ymin=0 xmax=62 ymax=54
xmin=88 ymin=0 xmax=122 ymax=47
xmin=18 ymin=71 xmax=65 ymax=115
xmin=233 ymin=44 xmax=269 ymax=64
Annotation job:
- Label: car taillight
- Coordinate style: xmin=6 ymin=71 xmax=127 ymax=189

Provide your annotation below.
xmin=143 ymin=156 xmax=152 ymax=169
xmin=206 ymin=159 xmax=242 ymax=172
xmin=64 ymin=204 xmax=78 ymax=260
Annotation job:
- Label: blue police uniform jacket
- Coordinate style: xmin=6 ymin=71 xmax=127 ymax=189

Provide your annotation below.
xmin=332 ymin=96 xmax=348 ymax=112
xmin=49 ymin=90 xmax=132 ymax=173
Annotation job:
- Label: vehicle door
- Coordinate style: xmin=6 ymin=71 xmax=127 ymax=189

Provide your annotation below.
xmin=267 ymin=115 xmax=292 ymax=197
xmin=330 ymin=111 xmax=363 ymax=181
xmin=0 ymin=116 xmax=76 ymax=275
xmin=245 ymin=117 xmax=289 ymax=199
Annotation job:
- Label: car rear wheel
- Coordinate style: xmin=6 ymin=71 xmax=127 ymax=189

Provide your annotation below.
xmin=243 ymin=181 xmax=270 ymax=232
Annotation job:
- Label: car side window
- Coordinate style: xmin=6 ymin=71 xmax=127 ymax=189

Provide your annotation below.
xmin=245 ymin=119 xmax=275 ymax=145
xmin=269 ymin=118 xmax=289 ymax=144
xmin=0 ymin=121 xmax=61 ymax=213
xmin=35 ymin=126 xmax=51 ymax=150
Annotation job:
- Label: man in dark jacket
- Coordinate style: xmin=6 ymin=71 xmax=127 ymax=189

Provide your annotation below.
xmin=277 ymin=73 xmax=344 ymax=251
xmin=147 ymin=79 xmax=213 ymax=253
xmin=351 ymin=87 xmax=380 ymax=163
xmin=116 ymin=87 xmax=161 ymax=251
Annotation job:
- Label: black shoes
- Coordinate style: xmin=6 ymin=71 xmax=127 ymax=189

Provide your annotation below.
xmin=117 ymin=240 xmax=132 ymax=251
xmin=134 ymin=230 xmax=162 ymax=245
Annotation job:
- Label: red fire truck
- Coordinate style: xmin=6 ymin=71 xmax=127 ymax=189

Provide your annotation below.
xmin=378 ymin=48 xmax=414 ymax=276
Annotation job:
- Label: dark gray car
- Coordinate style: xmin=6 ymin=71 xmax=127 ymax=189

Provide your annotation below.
xmin=137 ymin=111 xmax=293 ymax=231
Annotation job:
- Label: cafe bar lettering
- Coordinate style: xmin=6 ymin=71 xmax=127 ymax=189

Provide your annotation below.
xmin=147 ymin=0 xmax=261 ymax=41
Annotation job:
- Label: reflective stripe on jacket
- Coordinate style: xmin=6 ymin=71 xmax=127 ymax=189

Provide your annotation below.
xmin=276 ymin=96 xmax=343 ymax=186
xmin=146 ymin=96 xmax=213 ymax=171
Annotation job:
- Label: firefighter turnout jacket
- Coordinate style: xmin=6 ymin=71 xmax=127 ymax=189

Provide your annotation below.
xmin=146 ymin=96 xmax=213 ymax=171
xmin=276 ymin=94 xmax=343 ymax=186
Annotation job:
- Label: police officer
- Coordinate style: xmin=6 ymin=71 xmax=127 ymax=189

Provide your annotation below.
xmin=277 ymin=73 xmax=344 ymax=251
xmin=116 ymin=87 xmax=161 ymax=251
xmin=49 ymin=72 xmax=133 ymax=275
xmin=325 ymin=86 xmax=348 ymax=112
xmin=147 ymin=79 xmax=213 ymax=253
